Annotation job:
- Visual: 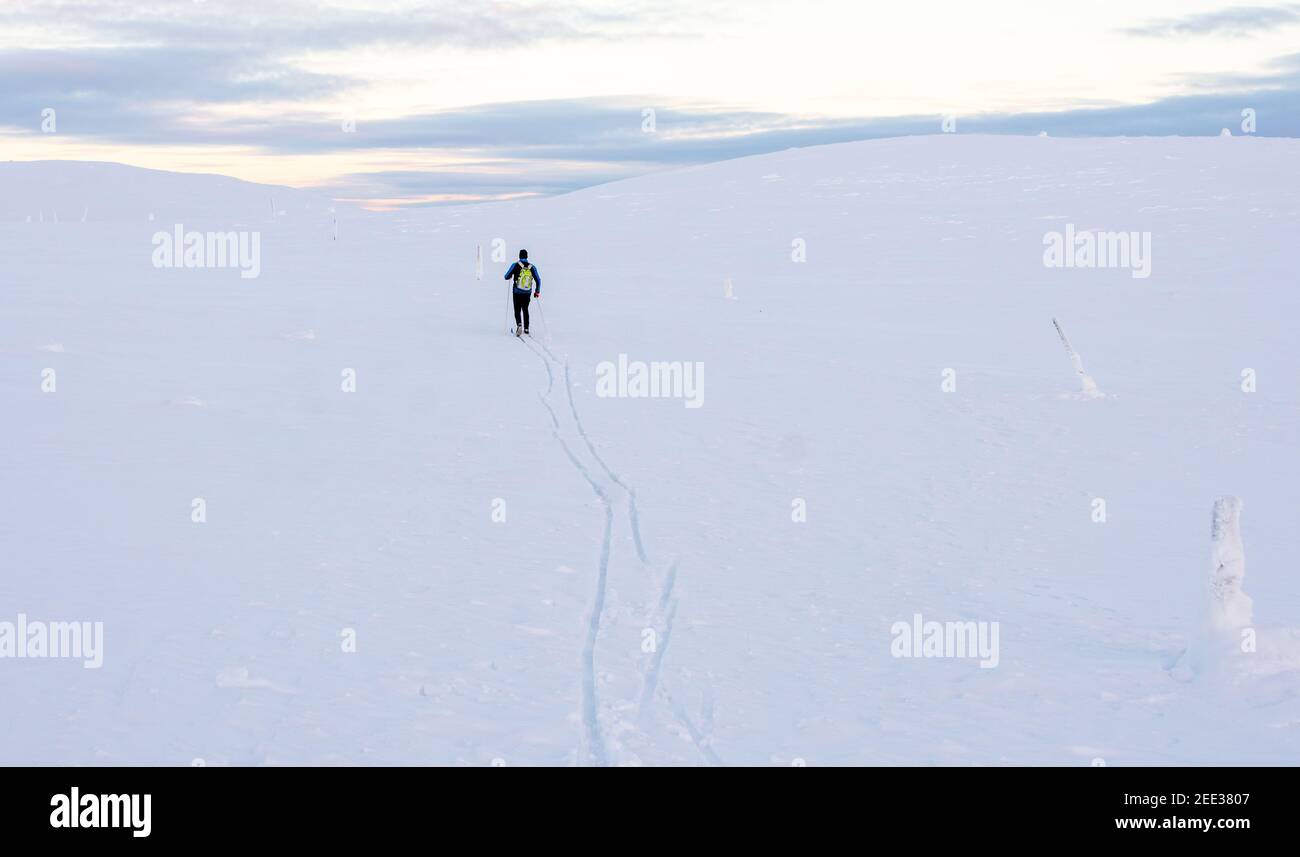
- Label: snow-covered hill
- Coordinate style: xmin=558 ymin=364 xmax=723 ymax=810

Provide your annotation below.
xmin=2 ymin=135 xmax=1298 ymax=765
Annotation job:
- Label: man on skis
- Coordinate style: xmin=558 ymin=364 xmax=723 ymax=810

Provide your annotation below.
xmin=504 ymin=249 xmax=541 ymax=336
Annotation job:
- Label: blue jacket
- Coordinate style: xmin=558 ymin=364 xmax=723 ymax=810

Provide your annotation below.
xmin=505 ymin=261 xmax=541 ymax=295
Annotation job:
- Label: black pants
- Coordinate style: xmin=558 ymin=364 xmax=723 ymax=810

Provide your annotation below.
xmin=512 ymin=290 xmax=531 ymax=330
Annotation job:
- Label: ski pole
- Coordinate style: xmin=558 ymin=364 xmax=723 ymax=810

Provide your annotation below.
xmin=535 ymin=293 xmax=549 ymax=344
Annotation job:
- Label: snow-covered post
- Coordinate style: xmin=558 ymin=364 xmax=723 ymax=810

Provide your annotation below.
xmin=1207 ymin=496 xmax=1252 ymax=632
xmin=1052 ymin=317 xmax=1102 ymax=398
xmin=1171 ymin=496 xmax=1253 ymax=680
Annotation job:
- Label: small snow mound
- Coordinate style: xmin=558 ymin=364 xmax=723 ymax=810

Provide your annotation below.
xmin=1057 ymin=388 xmax=1108 ymax=401
xmin=38 ymin=343 xmax=64 ymax=353
xmin=1076 ymin=369 xmax=1105 ymax=399
xmin=215 ymin=666 xmax=294 ymax=693
xmin=171 ymin=396 xmax=206 ymax=407
xmin=1220 ymin=128 xmax=1233 ymax=137
xmin=216 ymin=667 xmax=265 ymax=688
xmin=283 ymin=329 xmax=318 ymax=342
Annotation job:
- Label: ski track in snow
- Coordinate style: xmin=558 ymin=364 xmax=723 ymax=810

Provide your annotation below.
xmin=580 ymin=504 xmax=614 ymax=767
xmin=561 ymin=360 xmax=650 ymax=566
xmin=526 ymin=334 xmax=555 ymax=396
xmin=662 ymin=679 xmax=724 ymax=766
xmin=636 ymin=562 xmax=678 ymax=722
xmin=521 ymin=334 xmax=612 ymax=766
xmin=522 ymin=333 xmax=695 ymax=765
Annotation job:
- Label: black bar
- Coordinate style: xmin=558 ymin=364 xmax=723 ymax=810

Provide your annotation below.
xmin=1 ymin=766 xmax=1284 ymax=843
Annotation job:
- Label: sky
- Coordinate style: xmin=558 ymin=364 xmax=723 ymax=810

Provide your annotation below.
xmin=2 ymin=0 xmax=1299 ymax=208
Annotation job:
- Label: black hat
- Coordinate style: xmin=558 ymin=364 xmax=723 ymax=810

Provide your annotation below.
xmin=519 ymin=249 xmax=528 ymax=260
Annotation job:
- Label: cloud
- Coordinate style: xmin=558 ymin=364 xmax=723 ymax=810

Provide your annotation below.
xmin=8 ymin=81 xmax=1300 ymax=204
xmin=0 ymin=1 xmax=712 ymax=147
xmin=4 ymin=2 xmax=1300 ymax=206
xmin=338 ymin=62 xmax=1300 ymax=203
xmin=1175 ymin=50 xmax=1300 ymax=90
xmin=322 ymin=163 xmax=645 ymax=203
xmin=2 ymin=0 xmax=689 ymax=52
xmin=317 ymin=82 xmax=1300 ymax=205
xmin=0 ymin=46 xmax=350 ymax=108
xmin=1121 ymin=4 xmax=1300 ymax=38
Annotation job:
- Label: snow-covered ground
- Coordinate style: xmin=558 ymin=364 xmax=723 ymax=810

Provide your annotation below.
xmin=2 ymin=135 xmax=1298 ymax=765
